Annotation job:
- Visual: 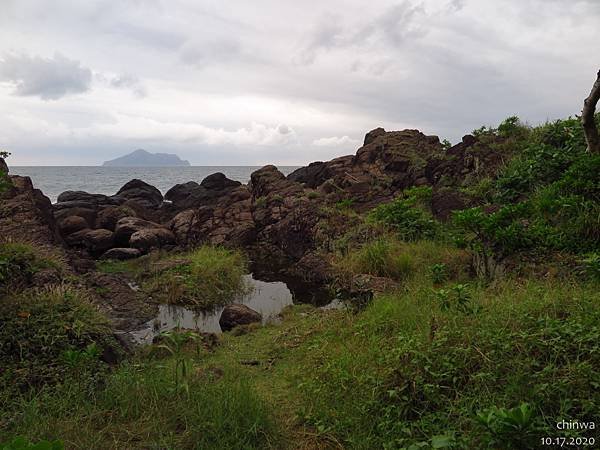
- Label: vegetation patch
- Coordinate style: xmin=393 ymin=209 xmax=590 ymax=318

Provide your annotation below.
xmin=145 ymin=246 xmax=249 ymax=308
xmin=0 ymin=242 xmax=65 ymax=292
xmin=0 ymin=285 xmax=114 ymax=392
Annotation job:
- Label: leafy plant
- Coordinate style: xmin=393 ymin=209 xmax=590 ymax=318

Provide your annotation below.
xmin=155 ymin=330 xmax=202 ymax=393
xmin=369 ymin=187 xmax=438 ymax=241
xmin=0 ymin=437 xmax=63 ymax=450
xmin=430 ymin=263 xmax=447 ymax=284
xmin=434 ymin=284 xmax=472 ymax=313
xmin=476 ymin=403 xmax=537 ymax=449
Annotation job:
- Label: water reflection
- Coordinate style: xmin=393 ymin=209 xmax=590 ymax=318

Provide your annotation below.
xmin=131 ymin=274 xmax=294 ymax=344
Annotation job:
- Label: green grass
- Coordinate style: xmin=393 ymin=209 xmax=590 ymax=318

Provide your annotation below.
xmin=97 ymin=246 xmax=249 ymax=309
xmin=1 ymin=357 xmax=278 ymax=449
xmin=0 ymin=285 xmax=114 ymax=392
xmin=334 ymin=236 xmax=471 ymax=282
xmin=1 ymin=242 xmax=599 ymax=448
xmin=0 ymin=242 xmax=65 ymax=290
xmin=145 ymin=246 xmax=249 ymax=309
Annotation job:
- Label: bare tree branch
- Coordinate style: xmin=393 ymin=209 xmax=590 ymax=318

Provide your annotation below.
xmin=582 ymin=70 xmax=600 ymax=153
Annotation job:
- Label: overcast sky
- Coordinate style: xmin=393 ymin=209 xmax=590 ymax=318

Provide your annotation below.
xmin=1 ymin=0 xmax=598 ymax=165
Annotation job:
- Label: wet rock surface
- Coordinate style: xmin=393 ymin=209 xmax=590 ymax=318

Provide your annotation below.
xmin=219 ymin=304 xmax=262 ymax=332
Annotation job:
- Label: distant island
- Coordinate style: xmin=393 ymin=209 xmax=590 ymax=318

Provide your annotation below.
xmin=102 ymin=149 xmax=190 ymax=167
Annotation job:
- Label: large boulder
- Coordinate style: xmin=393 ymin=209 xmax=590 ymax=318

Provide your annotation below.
xmin=219 ymin=304 xmax=262 ymax=332
xmin=101 ymin=247 xmax=142 ymax=260
xmin=56 ymin=191 xmax=122 ymax=206
xmin=114 ymin=217 xmax=164 ymax=246
xmin=165 ymin=173 xmax=241 ymax=211
xmin=116 ymin=179 xmax=163 ymax=209
xmin=200 ymin=172 xmax=241 ymax=190
xmin=65 ymin=228 xmax=114 ymax=254
xmin=0 ymin=175 xmax=63 ymax=248
xmin=57 ymin=215 xmax=89 ymax=235
xmin=96 ymin=205 xmax=137 ymax=231
xmin=129 ymin=228 xmax=175 ymax=252
xmin=169 ymin=186 xmax=255 ymax=247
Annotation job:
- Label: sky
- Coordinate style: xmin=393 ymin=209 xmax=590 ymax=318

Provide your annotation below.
xmin=0 ymin=0 xmax=599 ymax=166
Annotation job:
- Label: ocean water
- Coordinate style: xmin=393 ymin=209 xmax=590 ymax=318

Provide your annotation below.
xmin=10 ymin=166 xmax=300 ymax=203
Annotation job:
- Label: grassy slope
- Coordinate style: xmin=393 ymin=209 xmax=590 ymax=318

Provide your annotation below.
xmin=2 ymin=255 xmax=598 ymax=448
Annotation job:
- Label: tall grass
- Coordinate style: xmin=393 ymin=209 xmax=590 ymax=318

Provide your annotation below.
xmin=147 ymin=246 xmax=249 ymax=309
xmin=334 ymin=236 xmax=471 ymax=282
xmin=1 ymin=360 xmax=279 ymax=449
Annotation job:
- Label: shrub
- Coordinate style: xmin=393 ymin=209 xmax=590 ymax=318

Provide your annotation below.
xmin=369 ymin=187 xmax=438 ymax=241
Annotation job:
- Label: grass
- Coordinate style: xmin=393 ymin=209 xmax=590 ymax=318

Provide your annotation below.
xmin=146 ymin=246 xmax=249 ymax=309
xmin=0 ymin=285 xmax=114 ymax=392
xmin=97 ymin=246 xmax=249 ymax=309
xmin=0 ymin=242 xmax=66 ymax=290
xmin=333 ymin=235 xmax=471 ymax=282
xmin=3 ymin=243 xmax=598 ymax=448
xmin=1 ymin=358 xmax=278 ymax=449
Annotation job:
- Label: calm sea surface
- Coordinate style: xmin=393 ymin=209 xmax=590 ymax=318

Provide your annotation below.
xmin=10 ymin=166 xmax=300 ymax=203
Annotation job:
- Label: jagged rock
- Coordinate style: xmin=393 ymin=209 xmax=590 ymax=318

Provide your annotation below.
xmin=129 ymin=228 xmax=175 ymax=252
xmin=114 ymin=217 xmax=164 ymax=246
xmin=116 ymin=179 xmax=163 ymax=209
xmin=65 ymin=228 xmax=114 ymax=254
xmin=363 ymin=127 xmax=386 ymax=146
xmin=0 ymin=175 xmax=63 ymax=248
xmin=169 ymin=185 xmax=255 ymax=247
xmin=287 ymin=161 xmax=333 ymax=188
xmin=101 ymin=248 xmax=142 ymax=260
xmin=58 ymin=215 xmax=89 ymax=235
xmin=431 ymin=188 xmax=468 ymax=221
xmin=219 ymin=304 xmax=262 ymax=332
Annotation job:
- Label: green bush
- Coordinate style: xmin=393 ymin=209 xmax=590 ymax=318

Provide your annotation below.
xmin=369 ymin=187 xmax=438 ymax=241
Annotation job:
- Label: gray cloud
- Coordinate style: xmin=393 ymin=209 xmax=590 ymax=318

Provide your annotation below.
xmin=0 ymin=52 xmax=92 ymax=100
xmin=109 ymin=74 xmax=147 ymax=97
xmin=1 ymin=0 xmax=600 ymax=164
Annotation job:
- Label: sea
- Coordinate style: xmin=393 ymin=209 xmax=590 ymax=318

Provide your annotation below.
xmin=10 ymin=166 xmax=300 ymax=203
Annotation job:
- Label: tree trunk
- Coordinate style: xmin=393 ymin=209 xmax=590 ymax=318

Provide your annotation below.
xmin=582 ymin=70 xmax=600 ymax=153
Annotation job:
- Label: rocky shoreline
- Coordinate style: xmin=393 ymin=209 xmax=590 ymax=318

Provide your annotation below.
xmin=0 ymin=127 xmax=504 ymax=340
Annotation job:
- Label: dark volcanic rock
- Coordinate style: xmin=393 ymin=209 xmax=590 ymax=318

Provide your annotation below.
xmin=363 ymin=127 xmax=386 ymax=145
xmin=58 ymin=215 xmax=89 ymax=235
xmin=114 ymin=217 xmax=164 ymax=246
xmin=129 ymin=227 xmax=175 ymax=252
xmin=0 ymin=175 xmax=63 ymax=248
xmin=65 ymin=228 xmax=115 ymax=254
xmin=219 ymin=304 xmax=262 ymax=332
xmin=96 ymin=205 xmax=137 ymax=231
xmin=101 ymin=248 xmax=142 ymax=260
xmin=56 ymin=191 xmax=122 ymax=206
xmin=165 ymin=173 xmax=242 ymax=211
xmin=287 ymin=161 xmax=333 ymax=189
xmin=116 ymin=179 xmax=163 ymax=209
xmin=200 ymin=172 xmax=241 ymax=190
